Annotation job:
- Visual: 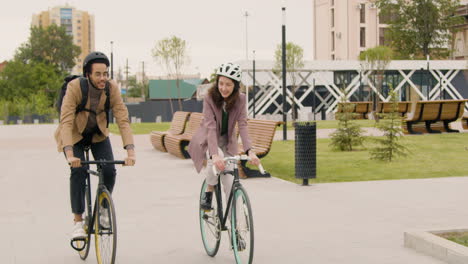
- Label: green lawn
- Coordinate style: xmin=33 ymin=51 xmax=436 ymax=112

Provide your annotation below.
xmin=259 ymin=133 xmax=468 ymax=184
xmin=112 ymin=120 xmax=377 ymax=135
xmin=109 ymin=122 xmax=171 ymax=135
xmin=438 ymin=232 xmax=468 ymax=247
xmin=275 ymin=120 xmax=377 ymax=130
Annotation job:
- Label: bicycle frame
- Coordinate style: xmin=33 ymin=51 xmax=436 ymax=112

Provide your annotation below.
xmin=214 ymin=166 xmax=241 ymax=231
xmin=82 ymin=147 xmax=124 ymax=238
xmin=212 ymin=156 xmax=261 ymax=231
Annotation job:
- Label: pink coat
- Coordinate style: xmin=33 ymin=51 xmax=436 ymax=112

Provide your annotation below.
xmin=188 ymin=93 xmax=252 ymax=173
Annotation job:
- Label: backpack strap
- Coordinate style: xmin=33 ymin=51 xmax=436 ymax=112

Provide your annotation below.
xmin=104 ymin=82 xmax=111 ymax=128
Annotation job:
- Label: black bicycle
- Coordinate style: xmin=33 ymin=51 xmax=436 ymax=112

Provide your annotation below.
xmin=70 ymin=146 xmax=124 ymax=264
xmin=199 ymin=155 xmax=266 ymax=264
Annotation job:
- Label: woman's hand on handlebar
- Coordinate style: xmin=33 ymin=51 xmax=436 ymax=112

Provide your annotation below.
xmin=212 ymin=154 xmax=225 ymax=171
xmin=248 ymin=151 xmax=260 ymax=166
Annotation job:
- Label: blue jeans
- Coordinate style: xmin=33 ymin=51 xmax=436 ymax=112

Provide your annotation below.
xmin=69 ymin=136 xmax=116 ymax=214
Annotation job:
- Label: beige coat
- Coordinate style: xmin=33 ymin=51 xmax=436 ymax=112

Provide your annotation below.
xmin=54 ymin=78 xmax=134 ymax=152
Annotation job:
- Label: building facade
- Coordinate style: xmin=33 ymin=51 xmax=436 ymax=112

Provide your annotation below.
xmin=314 ymin=0 xmax=389 ymax=60
xmin=31 ymin=5 xmax=95 ymax=74
xmin=452 ymin=3 xmax=468 ymax=60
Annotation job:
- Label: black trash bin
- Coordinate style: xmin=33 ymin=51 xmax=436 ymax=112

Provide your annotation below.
xmin=294 ymin=122 xmax=316 ymax=185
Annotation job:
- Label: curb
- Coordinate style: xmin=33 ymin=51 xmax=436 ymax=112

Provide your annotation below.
xmin=404 ymin=229 xmax=468 ymax=264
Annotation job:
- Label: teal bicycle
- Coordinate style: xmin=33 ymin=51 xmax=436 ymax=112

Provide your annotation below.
xmin=199 ymin=155 xmax=266 ymax=264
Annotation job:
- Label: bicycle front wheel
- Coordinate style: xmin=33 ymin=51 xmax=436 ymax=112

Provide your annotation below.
xmin=199 ymin=180 xmax=221 ymax=256
xmin=94 ymin=189 xmax=117 ymax=264
xmin=231 ymin=186 xmax=254 ymax=264
xmin=77 ymin=187 xmax=91 ymax=259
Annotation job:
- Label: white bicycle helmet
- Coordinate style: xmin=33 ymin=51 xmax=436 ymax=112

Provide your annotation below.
xmin=216 ymin=62 xmax=242 ymax=82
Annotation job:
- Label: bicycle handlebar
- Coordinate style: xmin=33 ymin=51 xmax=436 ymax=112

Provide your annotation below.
xmin=81 ymin=160 xmax=125 ymax=165
xmin=212 ymin=155 xmax=266 ymax=175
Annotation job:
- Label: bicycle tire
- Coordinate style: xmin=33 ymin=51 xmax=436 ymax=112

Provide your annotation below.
xmin=76 ymin=183 xmax=91 ymax=259
xmin=231 ymin=186 xmax=254 ymax=264
xmin=94 ymin=189 xmax=117 ymax=264
xmin=199 ymin=180 xmax=221 ymax=256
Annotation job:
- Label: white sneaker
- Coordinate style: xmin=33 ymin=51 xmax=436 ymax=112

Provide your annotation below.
xmin=99 ymin=207 xmax=110 ymax=229
xmin=71 ymin=221 xmax=86 ymax=240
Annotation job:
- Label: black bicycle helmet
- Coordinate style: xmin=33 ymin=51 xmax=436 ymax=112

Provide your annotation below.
xmin=82 ymin=51 xmax=110 ymax=75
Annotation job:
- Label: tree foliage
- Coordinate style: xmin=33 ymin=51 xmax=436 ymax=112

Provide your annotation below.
xmin=359 ymin=46 xmax=393 ymax=119
xmin=273 ymin=42 xmax=304 ymax=120
xmin=375 ymin=0 xmax=463 ymax=59
xmin=14 ymin=24 xmax=81 ymax=72
xmin=126 ymin=76 xmax=149 ymax=98
xmin=0 ymin=60 xmax=62 ymax=103
xmin=152 ymin=36 xmax=189 ymax=111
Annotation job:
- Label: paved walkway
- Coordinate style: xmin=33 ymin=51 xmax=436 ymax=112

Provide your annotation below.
xmin=2 ymin=124 xmax=467 ymax=263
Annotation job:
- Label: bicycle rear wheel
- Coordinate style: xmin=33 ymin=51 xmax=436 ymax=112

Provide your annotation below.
xmin=75 ymin=186 xmax=91 ymax=259
xmin=94 ymin=189 xmax=117 ymax=264
xmin=231 ymin=186 xmax=254 ymax=264
xmin=199 ymin=180 xmax=221 ymax=256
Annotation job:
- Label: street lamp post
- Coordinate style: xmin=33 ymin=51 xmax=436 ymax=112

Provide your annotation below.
xmin=282 ymin=6 xmax=287 ymax=141
xmin=244 ymin=11 xmax=249 ymax=60
xmin=253 ymin=50 xmax=256 ymax=118
xmin=110 ymin=41 xmax=114 ymax=79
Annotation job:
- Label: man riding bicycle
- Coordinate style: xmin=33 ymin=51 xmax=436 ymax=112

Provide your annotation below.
xmin=54 ymin=51 xmax=136 ymax=241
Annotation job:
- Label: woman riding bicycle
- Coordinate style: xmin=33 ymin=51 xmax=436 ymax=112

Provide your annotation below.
xmin=188 ymin=62 xmax=260 ymax=210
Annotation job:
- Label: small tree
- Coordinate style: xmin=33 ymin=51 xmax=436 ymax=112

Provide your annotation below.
xmin=152 ymin=36 xmax=189 ymax=112
xmin=370 ymin=88 xmax=409 ymax=161
xmin=359 ymin=46 xmax=393 ymax=121
xmin=329 ymin=90 xmax=365 ymax=151
xmin=273 ymin=42 xmax=304 ymax=121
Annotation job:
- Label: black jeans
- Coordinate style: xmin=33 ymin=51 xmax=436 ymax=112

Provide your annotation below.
xmin=69 ymin=136 xmax=116 ymax=214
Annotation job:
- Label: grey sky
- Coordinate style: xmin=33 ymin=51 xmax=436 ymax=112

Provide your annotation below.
xmin=0 ymin=0 xmax=313 ymax=78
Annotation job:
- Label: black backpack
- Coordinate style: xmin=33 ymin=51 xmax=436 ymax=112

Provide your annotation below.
xmin=56 ymin=75 xmax=111 ymax=127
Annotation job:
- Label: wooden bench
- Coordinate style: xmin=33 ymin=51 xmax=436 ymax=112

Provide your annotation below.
xmin=237 ymin=119 xmax=283 ymax=178
xmin=335 ymin=101 xmax=372 ymax=119
xmin=150 ymin=111 xmax=191 ymax=152
xmin=403 ymin=100 xmax=468 ymax=134
xmin=462 ymin=113 xmax=468 ymax=130
xmin=376 ymin=101 xmax=411 ymax=117
xmin=164 ymin=112 xmax=204 ymax=159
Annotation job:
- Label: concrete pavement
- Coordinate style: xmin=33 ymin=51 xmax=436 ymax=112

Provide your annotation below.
xmin=1 ymin=124 xmax=466 ymax=263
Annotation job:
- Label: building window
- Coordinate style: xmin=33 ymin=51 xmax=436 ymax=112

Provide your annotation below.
xmin=360 ymin=27 xmax=366 ymax=47
xmin=331 ymin=31 xmax=335 ymax=51
xmin=360 ymin=4 xmax=366 ymax=23
xmin=331 ymin=8 xmax=334 ymax=27
xmin=77 ymin=20 xmax=81 ymax=23
xmin=379 ymin=5 xmax=398 ymax=24
xmin=379 ymin=27 xmax=388 ymax=46
xmin=331 ymin=0 xmax=334 ymax=6
xmin=331 ymin=54 xmax=335 ymax=60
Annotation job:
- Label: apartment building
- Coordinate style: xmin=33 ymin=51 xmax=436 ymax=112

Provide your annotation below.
xmin=32 ymin=5 xmax=95 ymax=74
xmin=314 ymin=0 xmax=389 ymax=60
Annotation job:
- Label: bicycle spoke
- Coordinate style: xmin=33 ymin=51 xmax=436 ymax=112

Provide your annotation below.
xmin=231 ymin=187 xmax=254 ymax=264
xmin=95 ymin=190 xmax=116 ymax=264
xmin=199 ymin=180 xmax=221 ymax=256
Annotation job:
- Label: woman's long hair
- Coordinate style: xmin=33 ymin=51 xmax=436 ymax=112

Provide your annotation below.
xmin=208 ymin=76 xmax=240 ymax=112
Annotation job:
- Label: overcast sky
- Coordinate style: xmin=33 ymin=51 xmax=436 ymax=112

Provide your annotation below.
xmin=0 ymin=0 xmax=313 ymax=78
